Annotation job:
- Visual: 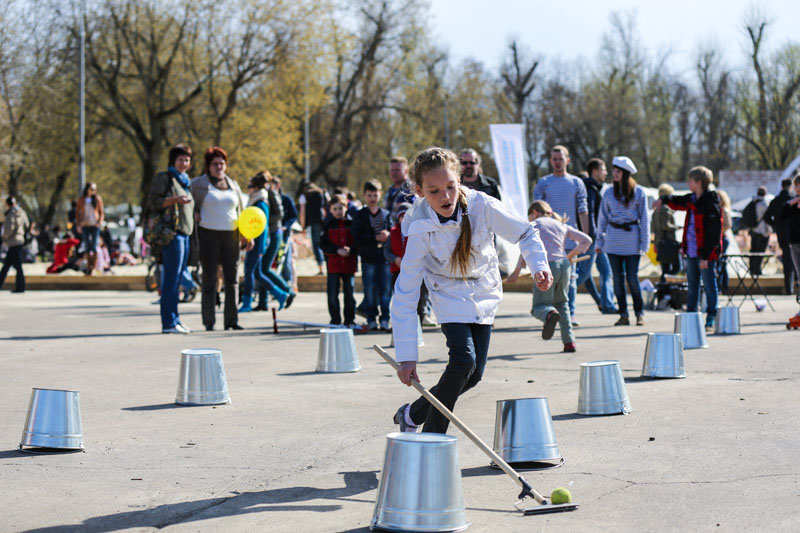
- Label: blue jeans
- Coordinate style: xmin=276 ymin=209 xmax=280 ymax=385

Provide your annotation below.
xmin=566 ymin=259 xmax=577 ymax=318
xmin=575 ymin=248 xmax=602 ymax=307
xmin=242 ymin=249 xmax=275 ymax=299
xmin=327 ymin=273 xmax=355 ymax=324
xmin=595 ymin=251 xmax=616 ymax=311
xmin=608 ymin=254 xmax=644 ymax=317
xmin=361 ymin=261 xmax=391 ymax=322
xmin=685 ymin=257 xmax=718 ymax=319
xmin=81 ymin=226 xmax=99 ymax=253
xmin=409 ymin=323 xmax=491 ymax=433
xmin=280 ymin=235 xmax=293 ymax=285
xmin=257 ymin=229 xmax=291 ymax=304
xmin=532 ymin=259 xmax=574 ymax=343
xmin=309 ymin=223 xmax=325 ymax=265
xmin=160 ymin=234 xmax=189 ymax=329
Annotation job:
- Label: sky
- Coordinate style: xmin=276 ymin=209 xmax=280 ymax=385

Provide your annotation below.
xmin=428 ymin=0 xmax=800 ymax=76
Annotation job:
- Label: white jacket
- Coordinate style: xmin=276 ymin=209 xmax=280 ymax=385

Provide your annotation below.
xmin=391 ymin=187 xmax=550 ymax=362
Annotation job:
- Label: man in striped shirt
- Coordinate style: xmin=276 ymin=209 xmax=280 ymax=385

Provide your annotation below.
xmin=533 ymin=145 xmax=590 ymax=324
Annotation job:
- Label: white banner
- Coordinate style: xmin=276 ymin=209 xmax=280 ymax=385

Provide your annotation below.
xmin=489 ymin=124 xmax=528 ymax=218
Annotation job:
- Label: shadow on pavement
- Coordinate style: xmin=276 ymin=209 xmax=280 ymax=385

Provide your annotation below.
xmin=624 ymin=376 xmax=662 ymax=383
xmin=26 ymin=471 xmax=379 ymax=532
xmin=121 ymin=403 xmax=194 ymax=412
xmin=9 ymin=332 xmax=162 ymax=341
xmin=550 ymin=413 xmax=586 ymax=421
xmin=460 ymin=465 xmax=505 ymax=478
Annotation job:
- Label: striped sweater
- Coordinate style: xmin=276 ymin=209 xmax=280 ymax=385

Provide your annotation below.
xmin=533 ymin=173 xmax=588 ymax=249
xmin=596 ymin=186 xmax=650 ymax=255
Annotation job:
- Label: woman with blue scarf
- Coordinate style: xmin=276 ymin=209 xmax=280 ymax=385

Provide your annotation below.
xmin=148 ymin=144 xmax=195 ymax=333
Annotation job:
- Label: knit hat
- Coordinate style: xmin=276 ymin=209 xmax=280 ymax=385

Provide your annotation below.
xmin=394 ymin=202 xmax=412 ymax=218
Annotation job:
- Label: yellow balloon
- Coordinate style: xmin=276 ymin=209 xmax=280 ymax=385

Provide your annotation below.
xmin=237 ymin=206 xmax=267 ymax=240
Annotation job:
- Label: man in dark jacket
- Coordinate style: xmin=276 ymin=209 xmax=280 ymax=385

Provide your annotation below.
xmin=765 ymin=178 xmax=795 ymax=294
xmin=578 ymin=158 xmax=617 ymax=314
xmin=351 ymin=179 xmax=392 ymax=330
xmin=459 ymin=149 xmax=502 ymax=201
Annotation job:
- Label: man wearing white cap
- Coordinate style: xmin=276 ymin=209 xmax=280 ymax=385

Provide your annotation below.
xmin=595 ymin=156 xmax=650 ymax=326
xmin=533 ymin=145 xmax=590 ymax=325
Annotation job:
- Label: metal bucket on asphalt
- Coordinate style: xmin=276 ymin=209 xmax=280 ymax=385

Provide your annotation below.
xmin=641 ymin=333 xmax=685 ymax=378
xmin=577 ymin=360 xmax=632 ymax=415
xmin=19 ymin=388 xmax=83 ymax=451
xmin=389 ymin=317 xmax=425 ymax=348
xmin=673 ymin=312 xmax=708 ymax=349
xmin=371 ymin=432 xmax=468 ymax=532
xmin=316 ymin=328 xmax=361 ymax=373
xmin=715 ymin=306 xmax=741 ymax=335
xmin=492 ymin=397 xmax=562 ymax=469
xmin=175 ymin=349 xmax=231 ymax=405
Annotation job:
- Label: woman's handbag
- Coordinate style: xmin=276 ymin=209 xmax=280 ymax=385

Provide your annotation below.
xmin=143 ymin=203 xmax=179 ymax=248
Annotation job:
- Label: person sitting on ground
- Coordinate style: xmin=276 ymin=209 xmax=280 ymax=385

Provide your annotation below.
xmin=46 ymin=232 xmax=81 ymax=274
xmin=508 ymin=201 xmax=592 ymax=353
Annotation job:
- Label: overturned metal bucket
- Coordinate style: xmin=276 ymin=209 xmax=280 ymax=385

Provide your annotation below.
xmin=317 ymin=328 xmax=361 ymax=373
xmin=715 ymin=306 xmax=741 ymax=335
xmin=577 ymin=360 xmax=631 ymax=416
xmin=372 ymin=432 xmax=468 ymax=532
xmin=641 ymin=333 xmax=685 ymax=378
xmin=175 ymin=349 xmax=231 ymax=405
xmin=674 ymin=312 xmax=709 ymax=349
xmin=20 ymin=388 xmax=83 ymax=451
xmin=389 ymin=317 xmax=425 ymax=348
xmin=492 ymin=397 xmax=562 ymax=469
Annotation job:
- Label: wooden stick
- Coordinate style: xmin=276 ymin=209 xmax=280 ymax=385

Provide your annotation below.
xmin=372 ymin=344 xmax=546 ymax=504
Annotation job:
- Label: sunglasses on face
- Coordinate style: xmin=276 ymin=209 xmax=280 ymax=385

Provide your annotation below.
xmin=460 ymin=161 xmax=476 ymax=166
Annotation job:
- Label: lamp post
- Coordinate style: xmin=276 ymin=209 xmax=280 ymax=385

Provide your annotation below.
xmin=78 ymin=0 xmax=86 ymax=195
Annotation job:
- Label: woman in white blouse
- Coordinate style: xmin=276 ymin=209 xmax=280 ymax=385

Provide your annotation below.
xmin=190 ymin=147 xmax=248 ymax=331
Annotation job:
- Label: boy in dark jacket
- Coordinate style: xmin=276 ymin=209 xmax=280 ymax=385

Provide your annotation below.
xmin=654 ymin=166 xmax=722 ymax=329
xmin=351 ymin=179 xmax=392 ymax=330
xmin=320 ymin=195 xmax=358 ymax=326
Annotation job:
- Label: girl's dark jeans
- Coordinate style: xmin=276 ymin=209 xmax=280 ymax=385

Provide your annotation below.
xmin=409 ymin=323 xmax=491 ymax=433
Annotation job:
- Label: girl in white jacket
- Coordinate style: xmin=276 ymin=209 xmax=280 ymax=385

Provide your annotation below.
xmin=391 ymin=147 xmax=552 ymax=434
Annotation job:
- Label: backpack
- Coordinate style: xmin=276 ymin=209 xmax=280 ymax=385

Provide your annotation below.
xmin=741 ymin=199 xmax=760 ymax=228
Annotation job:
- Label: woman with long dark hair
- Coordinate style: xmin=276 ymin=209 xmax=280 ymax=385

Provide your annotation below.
xmin=596 ymin=156 xmax=650 ymax=326
xmin=189 ymin=147 xmax=247 ymax=331
xmin=76 ymin=182 xmax=105 ymax=275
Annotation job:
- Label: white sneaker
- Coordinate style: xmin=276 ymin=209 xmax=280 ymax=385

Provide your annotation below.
xmin=380 ymin=318 xmax=391 ymax=331
xmin=163 ymin=325 xmax=190 ymax=334
xmin=175 ymin=323 xmax=191 ymax=334
xmin=421 ymin=315 xmax=438 ymax=327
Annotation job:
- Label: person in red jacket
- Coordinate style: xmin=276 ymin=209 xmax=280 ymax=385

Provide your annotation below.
xmin=653 ymin=166 xmax=722 ymax=329
xmin=320 ymin=195 xmax=358 ymax=326
xmin=46 ymin=233 xmax=81 ymax=274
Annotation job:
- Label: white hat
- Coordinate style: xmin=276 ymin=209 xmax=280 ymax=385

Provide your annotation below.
xmin=612 ymin=156 xmax=637 ymax=175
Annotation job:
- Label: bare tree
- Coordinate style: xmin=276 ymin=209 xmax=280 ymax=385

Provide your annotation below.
xmin=80 ymin=0 xmax=207 ymax=203
xmin=738 ymin=10 xmax=800 ymax=168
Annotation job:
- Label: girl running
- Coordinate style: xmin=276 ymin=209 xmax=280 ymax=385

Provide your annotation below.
xmin=391 ymin=147 xmax=552 ymax=434
xmin=507 ymin=201 xmax=592 ymax=353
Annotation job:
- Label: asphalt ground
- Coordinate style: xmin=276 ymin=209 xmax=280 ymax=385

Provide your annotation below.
xmin=1 ymin=290 xmax=799 ymax=532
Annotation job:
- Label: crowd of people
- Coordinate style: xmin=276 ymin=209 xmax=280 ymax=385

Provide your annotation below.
xmin=3 ymin=141 xmax=800 ymax=340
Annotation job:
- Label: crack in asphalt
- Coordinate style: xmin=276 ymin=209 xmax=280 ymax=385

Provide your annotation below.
xmin=575 ymin=471 xmax=800 ymax=502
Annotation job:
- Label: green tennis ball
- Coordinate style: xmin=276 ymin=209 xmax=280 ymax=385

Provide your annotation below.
xmin=550 ymin=487 xmax=572 ymax=504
